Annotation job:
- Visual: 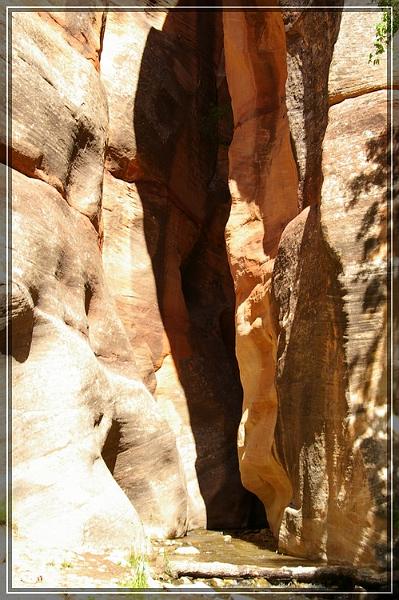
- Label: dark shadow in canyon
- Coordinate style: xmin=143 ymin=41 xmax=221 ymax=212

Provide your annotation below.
xmin=102 ymin=419 xmax=122 ymax=476
xmin=5 ymin=284 xmax=38 ymax=363
xmin=133 ymin=6 xmax=266 ymax=530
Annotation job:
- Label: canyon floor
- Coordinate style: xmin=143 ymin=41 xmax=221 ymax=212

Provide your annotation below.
xmin=8 ymin=527 xmax=386 ymax=595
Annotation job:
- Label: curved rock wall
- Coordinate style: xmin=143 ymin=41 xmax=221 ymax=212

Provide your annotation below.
xmin=99 ymin=8 xmax=256 ymax=530
xmin=223 ymin=8 xmax=299 ymax=537
xmin=274 ymin=10 xmax=389 ymax=566
xmin=223 ymin=4 xmax=389 ymax=567
xmin=8 ymin=5 xmax=258 ymax=557
xmin=5 ymin=2 xmax=389 ymax=569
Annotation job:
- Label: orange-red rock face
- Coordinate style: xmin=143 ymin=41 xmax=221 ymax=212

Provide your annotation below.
xmin=223 ymin=9 xmax=298 ymax=537
xmin=5 ymin=3 xmax=390 ymax=571
xmin=223 ymin=6 xmax=389 ymax=567
xmin=8 ymin=7 xmax=259 ymax=559
xmin=100 ymin=9 xmax=257 ymax=531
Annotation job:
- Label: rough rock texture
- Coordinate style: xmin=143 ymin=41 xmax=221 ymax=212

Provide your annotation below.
xmin=272 ymin=18 xmax=389 ymax=565
xmin=223 ymin=4 xmax=389 ymax=567
xmin=223 ymin=9 xmax=299 ymax=537
xmin=283 ymin=3 xmax=342 ymax=208
xmin=328 ymin=10 xmax=387 ymax=105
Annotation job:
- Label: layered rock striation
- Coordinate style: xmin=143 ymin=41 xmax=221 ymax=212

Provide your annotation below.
xmin=5 ymin=1 xmax=390 ymax=572
xmin=7 ymin=5 xmax=259 ymax=559
xmin=223 ymin=3 xmax=389 ymax=567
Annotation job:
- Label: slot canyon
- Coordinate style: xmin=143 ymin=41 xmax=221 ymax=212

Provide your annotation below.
xmin=2 ymin=0 xmax=396 ymax=593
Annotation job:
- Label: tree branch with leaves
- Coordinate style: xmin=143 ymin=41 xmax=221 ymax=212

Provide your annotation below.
xmin=369 ymin=0 xmax=399 ymax=64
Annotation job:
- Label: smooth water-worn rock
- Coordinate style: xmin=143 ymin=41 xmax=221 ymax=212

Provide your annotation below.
xmin=101 ymin=8 xmax=256 ymax=530
xmin=223 ymin=8 xmax=299 ymax=537
xmin=8 ymin=7 xmax=258 ymax=560
xmin=5 ymin=2 xmax=389 ymax=576
xmin=9 ymin=10 xmax=187 ymax=552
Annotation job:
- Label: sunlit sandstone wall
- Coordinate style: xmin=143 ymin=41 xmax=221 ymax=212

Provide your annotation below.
xmin=224 ymin=3 xmax=389 ymax=566
xmin=223 ymin=8 xmax=299 ymax=537
xmin=99 ymin=8 xmax=255 ymax=530
xmin=5 ymin=2 xmax=391 ymax=568
xmin=7 ymin=3 xmax=256 ymax=557
xmin=9 ymin=8 xmax=187 ymax=552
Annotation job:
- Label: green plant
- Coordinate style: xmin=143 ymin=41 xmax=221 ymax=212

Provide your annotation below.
xmin=60 ymin=561 xmax=73 ymax=569
xmin=369 ymin=0 xmax=399 ymax=64
xmin=118 ymin=552 xmax=149 ymax=589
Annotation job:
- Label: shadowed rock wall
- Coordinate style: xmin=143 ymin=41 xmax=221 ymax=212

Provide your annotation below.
xmin=4 ymin=2 xmax=390 ymax=570
xmin=222 ymin=2 xmax=389 ymax=567
xmin=7 ymin=5 xmax=260 ymax=558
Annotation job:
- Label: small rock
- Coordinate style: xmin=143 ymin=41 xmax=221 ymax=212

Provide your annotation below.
xmin=164 ymin=539 xmax=182 ymax=546
xmin=223 ymin=534 xmax=232 ymax=543
xmin=174 ymin=546 xmax=200 ymax=555
xmin=189 ymin=581 xmax=213 ymax=589
xmin=255 ymin=577 xmax=271 ymax=587
xmin=209 ymin=577 xmax=225 ymax=587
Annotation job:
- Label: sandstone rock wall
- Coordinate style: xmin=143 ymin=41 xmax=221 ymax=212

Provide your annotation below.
xmin=5 ymin=2 xmax=391 ymax=570
xmin=99 ymin=8 xmax=256 ymax=530
xmin=273 ymin=9 xmax=390 ymax=565
xmin=9 ymin=9 xmax=187 ymax=551
xmin=7 ymin=5 xmax=259 ymax=559
xmin=223 ymin=8 xmax=299 ymax=537
xmin=223 ymin=3 xmax=389 ymax=566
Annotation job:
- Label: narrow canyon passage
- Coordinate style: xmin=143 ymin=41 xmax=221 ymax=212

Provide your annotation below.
xmin=101 ymin=6 xmax=267 ymax=532
xmin=8 ymin=2 xmax=390 ymax=591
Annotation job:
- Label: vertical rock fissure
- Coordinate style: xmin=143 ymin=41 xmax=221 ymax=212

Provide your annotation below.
xmin=100 ymin=6 xmax=265 ymax=532
xmin=223 ymin=8 xmax=299 ymax=537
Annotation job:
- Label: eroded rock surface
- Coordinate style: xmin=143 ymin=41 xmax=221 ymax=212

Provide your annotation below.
xmin=223 ymin=8 xmax=299 ymax=537
xmin=273 ymin=34 xmax=389 ymax=566
xmin=5 ymin=2 xmax=390 ymax=578
xmin=100 ymin=9 xmax=257 ymax=530
xmin=222 ymin=5 xmax=388 ymax=568
xmin=8 ymin=6 xmax=259 ymax=563
xmin=9 ymin=10 xmax=187 ymax=553
xmin=284 ymin=4 xmax=342 ymax=208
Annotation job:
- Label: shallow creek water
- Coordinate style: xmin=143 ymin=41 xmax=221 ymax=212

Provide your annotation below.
xmin=162 ymin=527 xmax=318 ymax=568
xmin=150 ymin=528 xmax=326 ymax=591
